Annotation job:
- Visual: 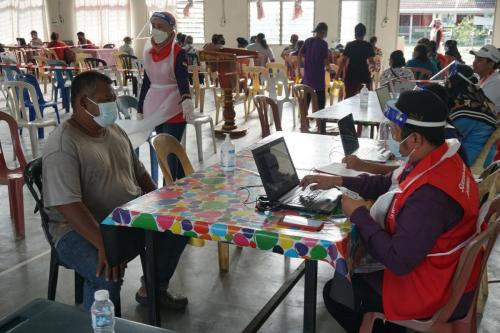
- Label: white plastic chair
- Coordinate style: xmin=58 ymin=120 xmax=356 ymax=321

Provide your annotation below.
xmin=182 ymin=114 xmax=217 ymax=162
xmin=263 ymin=70 xmax=296 ymax=128
xmin=4 ymin=81 xmax=58 ymax=158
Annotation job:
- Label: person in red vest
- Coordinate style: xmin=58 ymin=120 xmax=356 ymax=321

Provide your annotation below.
xmin=301 ymin=90 xmax=481 ymax=333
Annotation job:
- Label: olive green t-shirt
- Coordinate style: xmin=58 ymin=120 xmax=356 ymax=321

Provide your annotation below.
xmin=42 ymin=122 xmax=147 ymax=245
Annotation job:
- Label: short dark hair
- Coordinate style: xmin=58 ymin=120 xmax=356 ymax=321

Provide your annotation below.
xmin=211 ymin=34 xmax=219 ymax=44
xmin=77 ymin=32 xmax=85 ymax=36
xmin=414 ymin=44 xmax=429 ymax=62
xmin=236 ymin=37 xmax=248 ymax=48
xmin=354 ymin=23 xmax=366 ymax=38
xmin=421 ymin=83 xmax=449 ymax=106
xmin=30 ymin=30 xmax=37 ymax=35
xmin=390 ymin=50 xmax=406 ymax=68
xmin=369 ymin=36 xmax=377 ymax=45
xmin=71 ymin=71 xmax=113 ymax=108
xmin=396 ymin=90 xmax=447 ymax=147
xmin=50 ymin=32 xmax=59 ymax=41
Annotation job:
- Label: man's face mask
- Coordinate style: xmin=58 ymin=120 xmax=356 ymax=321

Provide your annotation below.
xmin=85 ymin=97 xmax=118 ymax=128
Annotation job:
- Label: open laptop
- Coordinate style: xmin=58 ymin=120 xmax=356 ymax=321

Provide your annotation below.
xmin=338 ymin=113 xmax=391 ymax=162
xmin=375 ymin=85 xmax=392 ymax=111
xmin=16 ymin=38 xmax=26 ymax=47
xmin=252 ymin=137 xmax=341 ymax=214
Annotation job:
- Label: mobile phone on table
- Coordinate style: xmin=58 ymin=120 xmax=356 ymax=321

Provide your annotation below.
xmin=278 ymin=215 xmax=325 ymax=231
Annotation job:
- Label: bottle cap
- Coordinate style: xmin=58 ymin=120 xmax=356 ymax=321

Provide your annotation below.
xmin=94 ymin=289 xmax=110 ymax=301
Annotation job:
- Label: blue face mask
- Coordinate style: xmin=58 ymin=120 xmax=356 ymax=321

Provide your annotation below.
xmin=387 ymin=136 xmax=404 ymax=161
xmin=387 ymin=133 xmax=414 ymax=162
xmin=85 ymin=98 xmax=118 ymax=128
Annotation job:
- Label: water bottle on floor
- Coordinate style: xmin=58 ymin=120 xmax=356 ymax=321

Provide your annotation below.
xmin=360 ymin=83 xmax=369 ymax=107
xmin=91 ymin=290 xmax=115 ymax=333
xmin=220 ymin=133 xmax=235 ymax=172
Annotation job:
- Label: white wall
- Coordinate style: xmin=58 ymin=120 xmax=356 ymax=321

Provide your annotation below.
xmin=374 ymin=0 xmax=400 ymax=67
xmin=45 ymin=0 xmax=76 ymax=41
xmin=493 ymin=0 xmax=500 ymax=47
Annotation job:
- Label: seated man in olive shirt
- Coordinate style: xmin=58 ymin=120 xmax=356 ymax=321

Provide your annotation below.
xmin=43 ymin=71 xmax=188 ymax=310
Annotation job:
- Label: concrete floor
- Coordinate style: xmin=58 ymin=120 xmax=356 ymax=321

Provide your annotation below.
xmin=0 ymin=85 xmax=499 ymax=332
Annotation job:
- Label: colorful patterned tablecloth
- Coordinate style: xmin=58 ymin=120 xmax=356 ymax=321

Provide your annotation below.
xmin=103 ymin=138 xmax=353 ymax=276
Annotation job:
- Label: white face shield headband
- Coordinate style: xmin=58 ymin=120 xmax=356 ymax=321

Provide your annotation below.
xmin=383 ymin=100 xmax=447 ymax=129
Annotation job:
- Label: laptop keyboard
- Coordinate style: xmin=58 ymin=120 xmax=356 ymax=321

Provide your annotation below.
xmin=289 ymin=188 xmax=321 ymax=207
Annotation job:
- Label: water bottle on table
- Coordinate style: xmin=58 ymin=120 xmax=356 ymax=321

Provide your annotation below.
xmin=360 ymin=83 xmax=369 ymax=107
xmin=91 ymin=290 xmax=115 ymax=333
xmin=220 ymin=133 xmax=236 ymax=172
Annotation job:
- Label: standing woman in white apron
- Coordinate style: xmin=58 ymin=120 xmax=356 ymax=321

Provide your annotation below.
xmin=138 ymin=11 xmax=194 ymax=181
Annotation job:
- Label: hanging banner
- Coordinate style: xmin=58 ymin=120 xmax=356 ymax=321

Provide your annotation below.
xmin=293 ymin=0 xmax=303 ymax=20
xmin=257 ymin=0 xmax=264 ymax=20
xmin=183 ymin=0 xmax=193 ymax=17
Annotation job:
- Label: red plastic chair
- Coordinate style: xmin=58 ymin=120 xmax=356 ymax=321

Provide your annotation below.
xmin=253 ymin=95 xmax=282 ymax=138
xmin=360 ymin=207 xmax=500 ymax=333
xmin=0 ymin=111 xmax=27 ymax=239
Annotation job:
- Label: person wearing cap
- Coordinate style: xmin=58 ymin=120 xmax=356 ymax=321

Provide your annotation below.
xmin=446 ymin=64 xmax=497 ymax=167
xmin=301 ymin=90 xmax=480 ymax=332
xmin=471 ymin=44 xmax=500 ymax=114
xmin=136 ymin=12 xmax=193 ymax=309
xmin=281 ymin=34 xmax=299 ymax=60
xmin=337 ymin=23 xmax=376 ymax=98
xmin=119 ymin=36 xmax=134 ymax=56
xmin=247 ymin=32 xmax=275 ymax=66
xmin=299 ymin=22 xmax=329 ymax=110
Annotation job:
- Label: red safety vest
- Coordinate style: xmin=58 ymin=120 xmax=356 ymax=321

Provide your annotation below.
xmin=383 ymin=143 xmax=481 ymax=320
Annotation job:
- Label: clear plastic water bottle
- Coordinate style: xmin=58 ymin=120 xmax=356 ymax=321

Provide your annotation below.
xmin=220 ymin=133 xmax=235 ymax=172
xmin=91 ymin=290 xmax=115 ymax=333
xmin=360 ymin=83 xmax=369 ymax=107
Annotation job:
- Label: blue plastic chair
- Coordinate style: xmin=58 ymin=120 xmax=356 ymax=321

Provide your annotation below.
xmin=47 ymin=60 xmax=72 ymax=113
xmin=23 ymin=74 xmax=60 ymax=125
xmin=2 ymin=66 xmax=22 ymax=81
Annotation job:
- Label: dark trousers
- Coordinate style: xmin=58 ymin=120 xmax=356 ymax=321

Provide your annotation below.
xmin=317 ymin=90 xmax=326 ymax=111
xmin=306 ymin=90 xmax=326 ymax=111
xmin=323 ymin=274 xmax=406 ymax=333
xmin=344 ymin=81 xmax=363 ymax=99
xmin=151 ymin=122 xmax=187 ymax=182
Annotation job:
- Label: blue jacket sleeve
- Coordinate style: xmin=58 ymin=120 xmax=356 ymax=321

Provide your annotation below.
xmin=138 ymin=72 xmax=150 ymax=114
xmin=175 ymin=49 xmax=191 ymax=97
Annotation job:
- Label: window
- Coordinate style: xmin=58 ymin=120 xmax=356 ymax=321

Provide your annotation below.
xmin=249 ymin=0 xmax=315 ymax=45
xmin=0 ymin=0 xmax=46 ymax=45
xmin=75 ymin=0 xmax=130 ymax=47
xmin=176 ymin=0 xmax=205 ymax=43
xmin=340 ymin=0 xmax=376 ymax=45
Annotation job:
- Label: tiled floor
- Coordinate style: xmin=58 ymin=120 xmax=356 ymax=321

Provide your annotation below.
xmin=0 ymin=85 xmax=499 ymax=332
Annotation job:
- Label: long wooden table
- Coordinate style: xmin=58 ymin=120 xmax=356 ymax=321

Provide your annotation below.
xmin=308 ymin=91 xmax=385 ymax=137
xmin=103 ymin=132 xmax=361 ymax=332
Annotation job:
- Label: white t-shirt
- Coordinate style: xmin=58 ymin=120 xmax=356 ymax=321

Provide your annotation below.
xmin=247 ymin=42 xmax=275 ymax=66
xmin=480 ymin=71 xmax=500 ymax=114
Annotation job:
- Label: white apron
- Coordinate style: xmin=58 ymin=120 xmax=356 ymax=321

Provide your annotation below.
xmin=143 ymin=38 xmax=183 ymax=124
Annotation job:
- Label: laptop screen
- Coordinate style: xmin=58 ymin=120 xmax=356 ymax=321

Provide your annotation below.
xmin=337 ymin=114 xmax=359 ymax=155
xmin=376 ymin=85 xmax=391 ymax=111
xmin=251 ymin=137 xmax=300 ymax=201
xmin=16 ymin=38 xmax=26 ymax=47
